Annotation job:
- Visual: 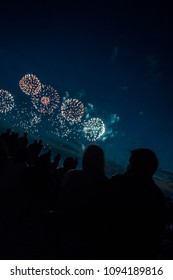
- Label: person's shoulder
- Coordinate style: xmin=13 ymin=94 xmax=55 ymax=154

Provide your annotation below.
xmin=109 ymin=173 xmax=124 ymax=183
xmin=63 ymin=169 xmax=82 ymax=184
xmin=66 ymin=169 xmax=82 ymax=177
xmin=56 ymin=167 xmax=63 ymax=173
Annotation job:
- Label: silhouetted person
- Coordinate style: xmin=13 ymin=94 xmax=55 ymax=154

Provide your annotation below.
xmin=55 ymin=156 xmax=78 ymax=184
xmin=58 ymin=144 xmax=109 ymax=259
xmin=0 ymin=128 xmax=11 ymax=152
xmin=108 ymin=148 xmax=166 ymax=259
xmin=51 ymin=156 xmax=78 ymax=200
xmin=23 ymin=147 xmax=54 ymax=219
xmin=28 ymin=139 xmax=43 ymax=165
xmin=51 ymin=153 xmax=61 ymax=170
xmin=18 ymin=132 xmax=28 ymax=148
xmin=0 ymin=136 xmax=31 ymax=259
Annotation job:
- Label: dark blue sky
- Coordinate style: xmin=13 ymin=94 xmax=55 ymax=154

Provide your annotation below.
xmin=0 ymin=0 xmax=173 ymax=173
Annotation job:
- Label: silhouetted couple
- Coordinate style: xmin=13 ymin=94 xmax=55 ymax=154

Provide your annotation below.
xmin=60 ymin=145 xmax=166 ymax=259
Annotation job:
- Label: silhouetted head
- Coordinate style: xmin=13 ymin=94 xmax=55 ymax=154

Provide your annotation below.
xmin=63 ymin=157 xmax=78 ymax=170
xmin=127 ymin=148 xmax=159 ymax=177
xmin=82 ymin=144 xmax=105 ymax=175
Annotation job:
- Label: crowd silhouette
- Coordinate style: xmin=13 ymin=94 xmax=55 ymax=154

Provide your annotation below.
xmin=0 ymin=128 xmax=173 ymax=259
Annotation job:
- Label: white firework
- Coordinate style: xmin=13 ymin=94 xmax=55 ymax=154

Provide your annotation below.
xmin=83 ymin=117 xmax=105 ymax=141
xmin=0 ymin=89 xmax=15 ymax=113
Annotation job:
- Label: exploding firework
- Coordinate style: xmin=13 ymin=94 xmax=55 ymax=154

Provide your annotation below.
xmin=19 ymin=74 xmax=41 ymax=96
xmin=61 ymin=98 xmax=84 ymax=123
xmin=31 ymin=84 xmax=60 ymax=114
xmin=83 ymin=117 xmax=105 ymax=141
xmin=0 ymin=89 xmax=15 ymax=113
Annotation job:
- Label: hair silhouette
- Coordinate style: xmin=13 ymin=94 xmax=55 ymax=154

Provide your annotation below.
xmin=82 ymin=144 xmax=105 ymax=176
xmin=127 ymin=148 xmax=159 ymax=177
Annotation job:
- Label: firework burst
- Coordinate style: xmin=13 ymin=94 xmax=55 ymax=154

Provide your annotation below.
xmin=61 ymin=98 xmax=84 ymax=123
xmin=19 ymin=74 xmax=42 ymax=96
xmin=83 ymin=117 xmax=105 ymax=141
xmin=0 ymin=89 xmax=15 ymax=113
xmin=31 ymin=84 xmax=60 ymax=114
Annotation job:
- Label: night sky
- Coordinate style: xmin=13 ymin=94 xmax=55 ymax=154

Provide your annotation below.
xmin=0 ymin=1 xmax=173 ymax=180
